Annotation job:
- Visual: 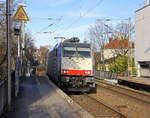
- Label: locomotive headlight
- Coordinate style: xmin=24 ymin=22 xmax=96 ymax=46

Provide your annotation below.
xmin=64 ymin=70 xmax=68 ymax=73
xmin=85 ymin=70 xmax=91 ymax=74
xmin=62 ymin=69 xmax=69 ymax=74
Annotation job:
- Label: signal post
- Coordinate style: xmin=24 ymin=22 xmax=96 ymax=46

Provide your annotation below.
xmin=13 ymin=4 xmax=29 ymax=76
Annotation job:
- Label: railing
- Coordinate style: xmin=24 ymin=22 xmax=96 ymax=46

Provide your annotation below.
xmin=94 ymin=70 xmax=118 ymax=80
xmin=0 ymin=80 xmax=7 ymax=116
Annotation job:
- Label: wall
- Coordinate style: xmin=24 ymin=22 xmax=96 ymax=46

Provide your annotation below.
xmin=104 ymin=48 xmax=134 ymax=60
xmin=135 ymin=5 xmax=150 ymax=62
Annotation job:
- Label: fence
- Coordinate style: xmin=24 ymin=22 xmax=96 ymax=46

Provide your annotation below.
xmin=0 ymin=80 xmax=7 ymax=116
xmin=94 ymin=70 xmax=118 ymax=80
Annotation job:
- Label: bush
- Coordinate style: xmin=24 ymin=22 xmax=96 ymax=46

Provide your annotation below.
xmin=109 ymin=56 xmax=128 ymax=72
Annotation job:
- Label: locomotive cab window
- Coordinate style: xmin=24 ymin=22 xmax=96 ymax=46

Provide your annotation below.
xmin=63 ymin=47 xmax=91 ymax=58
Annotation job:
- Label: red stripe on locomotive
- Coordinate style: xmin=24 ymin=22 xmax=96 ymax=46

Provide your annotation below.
xmin=61 ymin=69 xmax=92 ymax=76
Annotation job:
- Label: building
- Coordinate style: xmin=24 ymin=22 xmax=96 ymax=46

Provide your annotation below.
xmin=135 ymin=3 xmax=150 ymax=77
xmin=95 ymin=39 xmax=134 ymax=71
xmin=104 ymin=39 xmax=134 ymax=60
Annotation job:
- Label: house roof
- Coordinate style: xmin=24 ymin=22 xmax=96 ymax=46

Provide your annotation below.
xmin=104 ymin=39 xmax=134 ymax=49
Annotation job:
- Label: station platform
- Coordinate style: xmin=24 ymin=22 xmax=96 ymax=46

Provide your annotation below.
xmin=5 ymin=76 xmax=93 ymax=118
xmin=118 ymin=77 xmax=150 ymax=90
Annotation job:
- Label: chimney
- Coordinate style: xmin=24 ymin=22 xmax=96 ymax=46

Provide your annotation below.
xmin=146 ymin=0 xmax=150 ymax=5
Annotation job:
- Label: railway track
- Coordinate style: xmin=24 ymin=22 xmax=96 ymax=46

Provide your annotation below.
xmin=94 ymin=79 xmax=150 ymax=118
xmin=95 ymin=79 xmax=150 ymax=104
xmin=86 ymin=94 xmax=130 ymax=118
xmin=69 ymin=94 xmax=129 ymax=118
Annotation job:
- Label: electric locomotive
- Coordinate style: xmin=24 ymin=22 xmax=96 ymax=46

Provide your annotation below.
xmin=47 ymin=37 xmax=96 ymax=92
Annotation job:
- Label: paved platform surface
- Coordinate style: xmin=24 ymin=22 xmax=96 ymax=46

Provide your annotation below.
xmin=6 ymin=76 xmax=93 ymax=118
xmin=118 ymin=77 xmax=150 ymax=86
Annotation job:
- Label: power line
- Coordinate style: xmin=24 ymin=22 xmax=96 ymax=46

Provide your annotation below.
xmin=26 ymin=0 xmax=105 ymax=47
xmin=36 ymin=31 xmax=54 ymax=34
xmin=97 ymin=18 xmax=129 ymax=21
xmin=29 ymin=16 xmax=63 ymax=37
xmin=79 ymin=0 xmax=87 ymax=17
xmin=30 ymin=23 xmax=55 ymax=37
xmin=66 ymin=0 xmax=104 ymax=29
xmin=30 ymin=17 xmax=61 ymax=21
xmin=26 ymin=24 xmax=57 ymax=47
xmin=53 ymin=0 xmax=104 ymax=39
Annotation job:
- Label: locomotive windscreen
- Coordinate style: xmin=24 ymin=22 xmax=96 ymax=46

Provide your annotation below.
xmin=63 ymin=43 xmax=91 ymax=58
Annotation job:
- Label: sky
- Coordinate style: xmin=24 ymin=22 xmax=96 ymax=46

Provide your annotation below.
xmin=17 ymin=0 xmax=145 ymax=48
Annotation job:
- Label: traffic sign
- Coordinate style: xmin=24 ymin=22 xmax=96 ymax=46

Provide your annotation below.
xmin=13 ymin=7 xmax=29 ymax=21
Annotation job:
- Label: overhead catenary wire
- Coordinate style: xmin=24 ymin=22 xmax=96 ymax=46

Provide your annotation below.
xmin=65 ymin=0 xmax=104 ymax=29
xmin=25 ymin=0 xmax=105 ymax=47
xmin=30 ymin=23 xmax=55 ymax=37
xmin=30 ymin=17 xmax=61 ymax=21
xmin=26 ymin=25 xmax=57 ymax=47
xmin=30 ymin=16 xmax=63 ymax=37
xmin=53 ymin=0 xmax=104 ymax=39
xmin=79 ymin=0 xmax=85 ymax=17
xmin=43 ymin=0 xmax=104 ymax=39
xmin=96 ymin=18 xmax=131 ymax=35
xmin=26 ymin=22 xmax=58 ymax=44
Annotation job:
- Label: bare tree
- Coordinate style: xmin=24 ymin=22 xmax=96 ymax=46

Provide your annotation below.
xmin=88 ymin=21 xmax=109 ymax=52
xmin=24 ymin=33 xmax=36 ymax=63
xmin=108 ymin=21 xmax=134 ymax=58
xmin=116 ymin=21 xmax=134 ymax=39
xmin=88 ymin=20 xmax=134 ymax=71
xmin=88 ymin=21 xmax=110 ymax=70
xmin=0 ymin=1 xmax=32 ymax=79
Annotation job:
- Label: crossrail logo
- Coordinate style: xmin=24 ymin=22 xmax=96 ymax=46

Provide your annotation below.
xmin=13 ymin=7 xmax=29 ymax=21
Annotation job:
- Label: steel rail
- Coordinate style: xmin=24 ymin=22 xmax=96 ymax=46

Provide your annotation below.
xmin=95 ymin=79 xmax=150 ymax=104
xmin=86 ymin=94 xmax=130 ymax=118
